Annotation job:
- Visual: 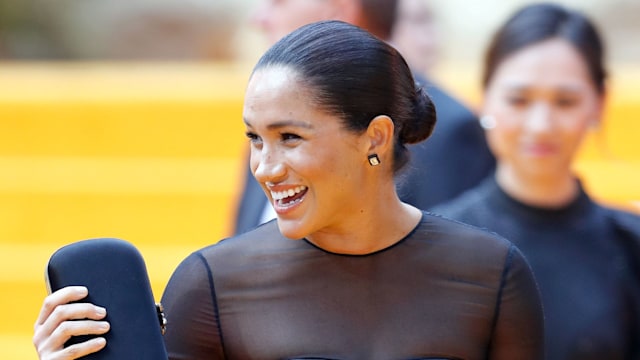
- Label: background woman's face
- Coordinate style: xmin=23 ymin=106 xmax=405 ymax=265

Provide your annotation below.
xmin=482 ymin=38 xmax=604 ymax=180
xmin=250 ymin=0 xmax=337 ymax=45
xmin=390 ymin=0 xmax=440 ymax=75
xmin=243 ymin=66 xmax=370 ymax=239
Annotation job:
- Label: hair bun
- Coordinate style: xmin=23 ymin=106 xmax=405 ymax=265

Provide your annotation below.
xmin=400 ymin=84 xmax=437 ymax=144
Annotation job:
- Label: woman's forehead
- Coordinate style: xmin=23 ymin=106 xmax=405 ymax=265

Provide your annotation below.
xmin=490 ymin=39 xmax=594 ymax=89
xmin=248 ymin=66 xmax=301 ymax=93
xmin=243 ymin=66 xmax=329 ymax=126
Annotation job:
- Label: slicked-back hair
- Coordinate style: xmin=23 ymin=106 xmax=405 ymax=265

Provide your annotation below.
xmin=483 ymin=2 xmax=606 ymax=94
xmin=252 ymin=20 xmax=436 ymax=173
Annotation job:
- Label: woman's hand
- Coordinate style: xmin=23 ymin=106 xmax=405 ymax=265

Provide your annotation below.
xmin=33 ymin=286 xmax=110 ymax=360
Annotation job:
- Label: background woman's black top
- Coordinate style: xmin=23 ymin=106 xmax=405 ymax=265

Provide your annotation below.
xmin=433 ymin=176 xmax=640 ymax=360
xmin=161 ymin=212 xmax=543 ymax=360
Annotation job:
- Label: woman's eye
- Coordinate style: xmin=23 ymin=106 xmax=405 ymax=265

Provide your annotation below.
xmin=281 ymin=132 xmax=301 ymax=142
xmin=555 ymin=97 xmax=578 ymax=108
xmin=506 ymin=96 xmax=528 ymax=107
xmin=245 ymin=132 xmax=262 ymax=144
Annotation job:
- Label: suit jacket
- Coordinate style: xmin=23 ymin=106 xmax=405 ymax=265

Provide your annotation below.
xmin=233 ymin=75 xmax=495 ymax=235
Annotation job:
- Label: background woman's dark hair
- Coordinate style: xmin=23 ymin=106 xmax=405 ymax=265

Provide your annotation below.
xmin=252 ymin=20 xmax=436 ymax=174
xmin=483 ymin=2 xmax=607 ymax=94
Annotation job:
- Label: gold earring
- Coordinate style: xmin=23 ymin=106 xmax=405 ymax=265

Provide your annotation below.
xmin=368 ymin=154 xmax=380 ymax=166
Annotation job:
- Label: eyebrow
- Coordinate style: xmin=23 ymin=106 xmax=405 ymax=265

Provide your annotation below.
xmin=243 ymin=119 xmax=314 ymax=130
xmin=503 ymin=82 xmax=585 ymax=93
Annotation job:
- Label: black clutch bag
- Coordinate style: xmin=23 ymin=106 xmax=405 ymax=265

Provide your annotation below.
xmin=45 ymin=238 xmax=168 ymax=359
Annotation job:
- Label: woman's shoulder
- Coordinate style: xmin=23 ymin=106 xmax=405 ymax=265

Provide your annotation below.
xmin=418 ymin=210 xmax=516 ymax=259
xmin=430 ymin=177 xmax=496 ymax=219
xmin=413 ymin=211 xmax=533 ymax=294
xmin=197 ymin=220 xmax=288 ymax=259
xmin=601 ymin=206 xmax=640 ymax=256
xmin=167 ymin=220 xmax=289 ymax=284
xmin=605 ymin=207 xmax=640 ymax=236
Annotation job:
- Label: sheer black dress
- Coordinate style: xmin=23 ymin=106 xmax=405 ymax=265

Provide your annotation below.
xmin=161 ymin=211 xmax=543 ymax=360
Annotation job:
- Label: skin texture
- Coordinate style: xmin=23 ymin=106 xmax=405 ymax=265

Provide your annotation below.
xmin=481 ymin=38 xmax=604 ymax=208
xmin=243 ymin=65 xmax=421 ymax=254
xmin=250 ymin=0 xmax=362 ymax=45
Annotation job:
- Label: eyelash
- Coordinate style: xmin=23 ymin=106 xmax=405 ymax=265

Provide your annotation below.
xmin=280 ymin=133 xmax=301 ymax=141
xmin=245 ymin=131 xmax=261 ymax=143
xmin=244 ymin=132 xmax=302 ymax=145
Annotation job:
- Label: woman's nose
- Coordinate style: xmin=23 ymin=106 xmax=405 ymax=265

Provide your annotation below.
xmin=525 ymin=103 xmax=554 ymax=133
xmin=252 ymin=148 xmax=286 ymax=183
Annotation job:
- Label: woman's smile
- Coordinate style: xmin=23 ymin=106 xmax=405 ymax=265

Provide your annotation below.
xmin=270 ymin=185 xmax=308 ymax=214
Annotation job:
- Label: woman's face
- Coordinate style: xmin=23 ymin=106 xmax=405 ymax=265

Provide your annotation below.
xmin=250 ymin=0 xmax=338 ymax=45
xmin=482 ymin=38 xmax=604 ymax=181
xmin=390 ymin=0 xmax=440 ymax=75
xmin=243 ymin=66 xmax=371 ymax=239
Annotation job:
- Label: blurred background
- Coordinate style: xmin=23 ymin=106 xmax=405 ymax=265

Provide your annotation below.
xmin=1 ymin=0 xmax=638 ymax=358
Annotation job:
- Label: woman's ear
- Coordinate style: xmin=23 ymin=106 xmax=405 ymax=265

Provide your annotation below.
xmin=366 ymin=115 xmax=394 ymax=157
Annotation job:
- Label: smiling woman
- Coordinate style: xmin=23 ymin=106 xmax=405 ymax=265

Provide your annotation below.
xmin=33 ymin=20 xmax=543 ymax=360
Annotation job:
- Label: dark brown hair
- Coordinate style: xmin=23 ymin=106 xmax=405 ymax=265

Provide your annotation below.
xmin=483 ymin=2 xmax=607 ymax=94
xmin=253 ymin=20 xmax=436 ymax=173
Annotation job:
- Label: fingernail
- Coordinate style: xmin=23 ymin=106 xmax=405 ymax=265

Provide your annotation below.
xmin=77 ymin=287 xmax=88 ymax=296
xmin=96 ymin=307 xmax=106 ymax=316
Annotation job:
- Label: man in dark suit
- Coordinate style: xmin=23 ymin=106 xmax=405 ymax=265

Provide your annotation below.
xmin=234 ymin=0 xmax=494 ymax=235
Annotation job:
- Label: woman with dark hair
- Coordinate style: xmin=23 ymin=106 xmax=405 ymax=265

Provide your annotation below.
xmin=432 ymin=3 xmax=640 ymax=359
xmin=237 ymin=0 xmax=495 ymax=236
xmin=33 ymin=20 xmax=542 ymax=359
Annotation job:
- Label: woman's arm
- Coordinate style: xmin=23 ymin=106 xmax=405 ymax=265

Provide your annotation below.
xmin=161 ymin=251 xmax=226 ymax=359
xmin=488 ymin=245 xmax=544 ymax=360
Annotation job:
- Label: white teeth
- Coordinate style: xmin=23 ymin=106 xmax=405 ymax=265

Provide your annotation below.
xmin=270 ymin=186 xmax=307 ymax=201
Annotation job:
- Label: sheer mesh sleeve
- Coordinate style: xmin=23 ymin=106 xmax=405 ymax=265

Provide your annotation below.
xmin=489 ymin=245 xmax=544 ymax=360
xmin=161 ymin=251 xmax=225 ymax=360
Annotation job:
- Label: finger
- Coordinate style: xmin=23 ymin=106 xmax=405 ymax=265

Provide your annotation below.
xmin=42 ymin=336 xmax=107 ymax=360
xmin=34 ymin=303 xmax=107 ymax=346
xmin=63 ymin=337 xmax=107 ymax=360
xmin=65 ymin=337 xmax=107 ymax=359
xmin=35 ymin=286 xmax=89 ymax=328
xmin=37 ymin=320 xmax=110 ymax=358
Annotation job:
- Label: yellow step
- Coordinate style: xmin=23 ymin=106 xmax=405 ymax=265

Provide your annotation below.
xmin=1 ymin=62 xmax=638 ymax=360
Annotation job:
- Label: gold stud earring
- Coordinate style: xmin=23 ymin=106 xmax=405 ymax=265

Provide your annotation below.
xmin=368 ymin=154 xmax=380 ymax=166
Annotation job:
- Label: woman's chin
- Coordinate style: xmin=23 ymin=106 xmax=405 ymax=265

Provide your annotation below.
xmin=276 ymin=218 xmax=308 ymax=240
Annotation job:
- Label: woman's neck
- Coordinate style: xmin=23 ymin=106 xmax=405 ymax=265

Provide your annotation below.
xmin=305 ymin=188 xmax=422 ymax=255
xmin=495 ymin=164 xmax=579 ymax=209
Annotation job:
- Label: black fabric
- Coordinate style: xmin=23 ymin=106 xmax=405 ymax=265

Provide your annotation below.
xmin=46 ymin=238 xmax=168 ymax=360
xmin=162 ymin=212 xmax=543 ymax=360
xmin=233 ymin=76 xmax=495 ymax=235
xmin=432 ymin=176 xmax=640 ymax=360
xmin=396 ymin=76 xmax=495 ymax=210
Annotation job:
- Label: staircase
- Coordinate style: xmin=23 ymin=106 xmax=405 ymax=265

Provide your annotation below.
xmin=1 ymin=62 xmax=638 ymax=359
xmin=0 ymin=62 xmax=250 ymax=359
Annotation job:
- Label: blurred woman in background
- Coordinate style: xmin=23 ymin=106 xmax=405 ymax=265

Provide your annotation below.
xmin=432 ymin=3 xmax=640 ymax=359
